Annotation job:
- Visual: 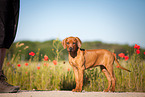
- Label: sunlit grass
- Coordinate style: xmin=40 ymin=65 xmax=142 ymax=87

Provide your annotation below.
xmin=2 ymin=41 xmax=145 ymax=92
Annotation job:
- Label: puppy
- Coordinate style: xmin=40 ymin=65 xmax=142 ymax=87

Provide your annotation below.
xmin=62 ymin=36 xmax=130 ymax=92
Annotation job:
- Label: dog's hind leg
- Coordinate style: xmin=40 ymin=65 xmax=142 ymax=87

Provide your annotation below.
xmin=107 ymin=65 xmax=116 ymax=92
xmin=100 ymin=66 xmax=111 ymax=92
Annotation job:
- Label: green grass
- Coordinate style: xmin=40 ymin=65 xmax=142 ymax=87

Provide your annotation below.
xmin=2 ymin=41 xmax=145 ymax=92
xmin=3 ymin=56 xmax=145 ymax=92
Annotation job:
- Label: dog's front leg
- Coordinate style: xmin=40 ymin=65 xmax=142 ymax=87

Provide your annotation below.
xmin=72 ymin=67 xmax=79 ymax=92
xmin=72 ymin=67 xmax=84 ymax=92
xmin=78 ymin=68 xmax=84 ymax=92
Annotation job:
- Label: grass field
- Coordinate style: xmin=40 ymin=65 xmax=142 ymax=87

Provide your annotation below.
xmin=2 ymin=42 xmax=145 ymax=92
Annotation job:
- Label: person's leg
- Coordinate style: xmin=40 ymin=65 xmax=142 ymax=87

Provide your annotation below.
xmin=0 ymin=48 xmax=20 ymax=93
xmin=0 ymin=48 xmax=6 ymax=74
xmin=0 ymin=0 xmax=20 ymax=93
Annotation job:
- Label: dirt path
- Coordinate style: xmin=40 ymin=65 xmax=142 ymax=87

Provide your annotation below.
xmin=0 ymin=91 xmax=145 ymax=97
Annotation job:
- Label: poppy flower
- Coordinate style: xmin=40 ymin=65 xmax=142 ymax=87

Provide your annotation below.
xmin=44 ymin=62 xmax=46 ymax=66
xmin=53 ymin=60 xmax=57 ymax=65
xmin=17 ymin=64 xmax=21 ymax=67
xmin=68 ymin=68 xmax=70 ymax=71
xmin=144 ymin=52 xmax=145 ymax=55
xmin=136 ymin=49 xmax=140 ymax=54
xmin=25 ymin=72 xmax=28 ymax=74
xmin=37 ymin=66 xmax=40 ymax=70
xmin=116 ymin=65 xmax=119 ymax=68
xmin=118 ymin=53 xmax=125 ymax=58
xmin=25 ymin=63 xmax=28 ymax=66
xmin=29 ymin=52 xmax=35 ymax=56
xmin=44 ymin=55 xmax=49 ymax=61
xmin=134 ymin=44 xmax=140 ymax=49
xmin=124 ymin=56 xmax=129 ymax=61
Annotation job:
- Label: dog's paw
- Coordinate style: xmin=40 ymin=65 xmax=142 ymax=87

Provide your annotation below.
xmin=103 ymin=89 xmax=109 ymax=92
xmin=72 ymin=89 xmax=82 ymax=92
xmin=103 ymin=89 xmax=115 ymax=92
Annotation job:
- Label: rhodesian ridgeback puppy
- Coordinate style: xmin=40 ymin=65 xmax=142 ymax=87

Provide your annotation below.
xmin=62 ymin=36 xmax=131 ymax=92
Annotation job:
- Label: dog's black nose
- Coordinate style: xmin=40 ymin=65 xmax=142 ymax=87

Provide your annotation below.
xmin=69 ymin=47 xmax=73 ymax=51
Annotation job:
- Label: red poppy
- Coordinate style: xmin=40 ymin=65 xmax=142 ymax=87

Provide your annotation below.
xmin=118 ymin=53 xmax=125 ymax=58
xmin=136 ymin=49 xmax=140 ymax=54
xmin=44 ymin=55 xmax=49 ymax=61
xmin=44 ymin=62 xmax=46 ymax=66
xmin=68 ymin=68 xmax=70 ymax=71
xmin=17 ymin=64 xmax=21 ymax=67
xmin=53 ymin=60 xmax=57 ymax=65
xmin=29 ymin=52 xmax=35 ymax=56
xmin=25 ymin=72 xmax=28 ymax=74
xmin=37 ymin=66 xmax=40 ymax=70
xmin=134 ymin=44 xmax=140 ymax=49
xmin=116 ymin=65 xmax=119 ymax=68
xmin=144 ymin=52 xmax=145 ymax=55
xmin=124 ymin=56 xmax=129 ymax=61
xmin=25 ymin=63 xmax=28 ymax=66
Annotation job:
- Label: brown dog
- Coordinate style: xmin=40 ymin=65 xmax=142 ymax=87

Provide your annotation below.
xmin=62 ymin=36 xmax=131 ymax=92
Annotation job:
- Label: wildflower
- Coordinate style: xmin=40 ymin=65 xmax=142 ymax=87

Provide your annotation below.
xmin=19 ymin=43 xmax=24 ymax=47
xmin=37 ymin=66 xmax=40 ymax=70
xmin=16 ymin=42 xmax=20 ymax=48
xmin=116 ymin=65 xmax=119 ymax=68
xmin=124 ymin=56 xmax=129 ymax=61
xmin=134 ymin=44 xmax=140 ymax=49
xmin=25 ymin=63 xmax=28 ymax=66
xmin=144 ymin=52 xmax=145 ymax=55
xmin=25 ymin=72 xmax=28 ymax=74
xmin=118 ymin=53 xmax=125 ymax=58
xmin=136 ymin=49 xmax=140 ymax=54
xmin=29 ymin=52 xmax=35 ymax=56
xmin=44 ymin=62 xmax=49 ymax=66
xmin=24 ymin=46 xmax=29 ymax=50
xmin=68 ymin=68 xmax=70 ymax=71
xmin=44 ymin=55 xmax=49 ymax=61
xmin=53 ymin=60 xmax=57 ymax=65
xmin=17 ymin=64 xmax=21 ymax=67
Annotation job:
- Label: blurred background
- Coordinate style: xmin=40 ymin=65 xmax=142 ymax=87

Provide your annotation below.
xmin=16 ymin=0 xmax=145 ymax=48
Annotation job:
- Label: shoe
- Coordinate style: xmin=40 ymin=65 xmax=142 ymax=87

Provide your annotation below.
xmin=0 ymin=71 xmax=20 ymax=93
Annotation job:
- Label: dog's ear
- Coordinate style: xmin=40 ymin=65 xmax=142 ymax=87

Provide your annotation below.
xmin=62 ymin=38 xmax=67 ymax=49
xmin=75 ymin=37 xmax=82 ymax=48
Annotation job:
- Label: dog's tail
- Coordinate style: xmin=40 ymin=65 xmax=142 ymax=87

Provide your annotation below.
xmin=114 ymin=54 xmax=131 ymax=72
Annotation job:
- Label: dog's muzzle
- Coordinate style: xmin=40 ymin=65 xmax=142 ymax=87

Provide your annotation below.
xmin=69 ymin=47 xmax=73 ymax=52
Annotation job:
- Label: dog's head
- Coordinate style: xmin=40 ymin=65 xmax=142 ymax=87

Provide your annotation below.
xmin=62 ymin=36 xmax=82 ymax=52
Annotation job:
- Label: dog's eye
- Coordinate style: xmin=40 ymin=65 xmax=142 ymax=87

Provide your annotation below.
xmin=73 ymin=42 xmax=76 ymax=44
xmin=67 ymin=42 xmax=69 ymax=45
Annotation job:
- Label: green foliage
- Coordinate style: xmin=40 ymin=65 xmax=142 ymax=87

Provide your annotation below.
xmin=52 ymin=38 xmax=64 ymax=61
xmin=8 ymin=40 xmax=145 ymax=61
